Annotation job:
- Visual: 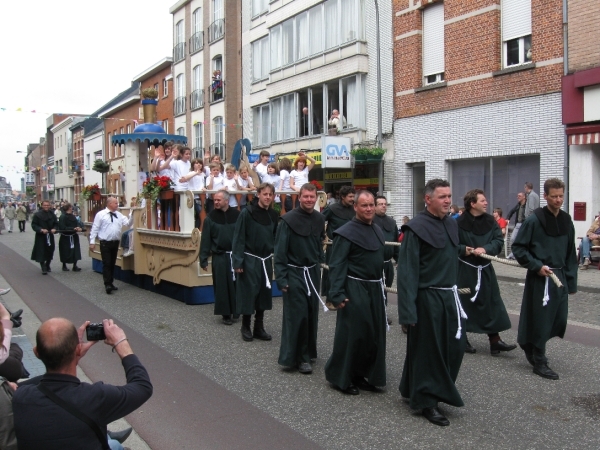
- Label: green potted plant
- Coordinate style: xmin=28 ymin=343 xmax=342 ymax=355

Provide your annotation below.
xmin=350 ymin=147 xmax=386 ymax=163
xmin=81 ymin=183 xmax=101 ymax=201
xmin=91 ymin=160 xmax=110 ymax=173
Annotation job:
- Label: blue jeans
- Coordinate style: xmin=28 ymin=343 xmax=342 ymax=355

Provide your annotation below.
xmin=108 ymin=436 xmax=123 ymax=450
xmin=579 ymin=236 xmax=591 ymax=259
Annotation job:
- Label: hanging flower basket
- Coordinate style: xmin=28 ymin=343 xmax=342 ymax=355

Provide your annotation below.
xmin=159 ymin=189 xmax=175 ymax=200
xmin=141 ymin=176 xmax=175 ymax=203
xmin=92 ymin=192 xmax=102 ymax=201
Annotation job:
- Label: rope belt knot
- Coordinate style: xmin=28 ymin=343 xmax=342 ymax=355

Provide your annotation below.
xmin=244 ymin=252 xmax=273 ymax=288
xmin=69 ymin=235 xmax=74 ymax=249
xmin=430 ymin=285 xmax=468 ymax=339
xmin=226 ymin=251 xmax=236 ymax=281
xmin=347 ymin=275 xmax=389 ymax=331
xmin=542 ymin=266 xmax=562 ymax=307
xmin=46 ymin=233 xmax=52 ymax=246
xmin=287 ymin=264 xmax=328 ymax=312
xmin=459 ymin=259 xmax=490 ymax=302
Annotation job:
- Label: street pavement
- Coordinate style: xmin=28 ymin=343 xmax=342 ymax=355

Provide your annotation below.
xmin=0 ymin=227 xmax=599 ymax=449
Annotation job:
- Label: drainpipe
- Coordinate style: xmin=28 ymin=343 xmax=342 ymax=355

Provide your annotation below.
xmin=374 ymin=0 xmax=383 ymax=195
xmin=563 ymin=0 xmax=569 ymax=212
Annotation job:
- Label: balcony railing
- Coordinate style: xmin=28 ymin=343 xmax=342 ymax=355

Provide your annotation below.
xmin=192 ymin=147 xmax=204 ymax=159
xmin=190 ymin=31 xmax=204 ymax=54
xmin=209 ymin=143 xmax=226 ymax=161
xmin=190 ymin=89 xmax=204 ymax=110
xmin=173 ymin=42 xmax=186 ymax=63
xmin=174 ymin=96 xmax=186 ymax=117
xmin=209 ymin=81 xmax=224 ymax=103
xmin=208 ymin=19 xmax=225 ymax=43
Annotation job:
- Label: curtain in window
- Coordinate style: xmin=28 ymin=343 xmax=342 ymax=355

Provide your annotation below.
xmin=213 ymin=0 xmax=223 ymax=21
xmin=296 ymin=12 xmax=309 ymax=60
xmin=261 ymin=106 xmax=270 ymax=146
xmin=253 ymin=108 xmax=261 ymax=144
xmin=252 ymin=41 xmax=261 ymax=80
xmin=341 ymin=0 xmax=357 ymax=43
xmin=213 ymin=117 xmax=224 ymax=145
xmin=176 ymin=74 xmax=184 ymax=97
xmin=261 ymin=37 xmax=269 ymax=79
xmin=309 ymin=5 xmax=323 ymax=55
xmin=176 ymin=20 xmax=184 ymax=44
xmin=325 ymin=1 xmax=338 ymax=50
xmin=282 ymin=19 xmax=294 ymax=66
xmin=193 ymin=8 xmax=202 ymax=33
xmin=194 ymin=123 xmax=203 ymax=149
xmin=193 ymin=65 xmax=202 ymax=90
xmin=345 ymin=76 xmax=358 ymax=129
xmin=252 ymin=0 xmax=267 ymax=17
xmin=282 ymin=94 xmax=296 ymax=140
xmin=270 ymin=98 xmax=282 ymax=142
xmin=270 ymin=26 xmax=281 ymax=69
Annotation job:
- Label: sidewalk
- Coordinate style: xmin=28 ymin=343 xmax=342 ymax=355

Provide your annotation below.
xmin=0 ymin=272 xmax=150 ymax=450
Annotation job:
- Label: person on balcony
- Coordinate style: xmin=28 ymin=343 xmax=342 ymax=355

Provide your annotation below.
xmin=328 ymin=109 xmax=347 ymax=131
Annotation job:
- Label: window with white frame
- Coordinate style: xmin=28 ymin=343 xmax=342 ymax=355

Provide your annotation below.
xmin=193 ymin=65 xmax=202 ymax=91
xmin=213 ymin=116 xmax=224 ymax=146
xmin=252 ymin=0 xmax=268 ymax=17
xmin=422 ymin=3 xmax=445 ymax=85
xmin=176 ymin=74 xmax=185 ymax=98
xmin=213 ymin=0 xmax=223 ymax=21
xmin=269 ymin=0 xmax=364 ymax=71
xmin=502 ymin=0 xmax=532 ymax=67
xmin=177 ymin=127 xmax=185 ymax=136
xmin=270 ymin=93 xmax=296 ymax=142
xmin=253 ymin=104 xmax=270 ymax=147
xmin=193 ymin=7 xmax=202 ymax=34
xmin=163 ymin=119 xmax=169 ymax=134
xmin=175 ymin=20 xmax=184 ymax=45
xmin=194 ymin=122 xmax=203 ymax=154
xmin=252 ymin=36 xmax=270 ymax=81
xmin=163 ymin=78 xmax=168 ymax=97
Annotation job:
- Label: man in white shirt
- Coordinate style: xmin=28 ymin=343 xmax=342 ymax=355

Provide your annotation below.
xmin=89 ymin=197 xmax=133 ymax=294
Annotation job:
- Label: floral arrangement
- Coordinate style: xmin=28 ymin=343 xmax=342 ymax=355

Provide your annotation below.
xmin=81 ymin=183 xmax=101 ymax=201
xmin=310 ymin=180 xmax=323 ymax=190
xmin=142 ymin=175 xmax=174 ymax=202
xmin=350 ymin=147 xmax=386 ymax=157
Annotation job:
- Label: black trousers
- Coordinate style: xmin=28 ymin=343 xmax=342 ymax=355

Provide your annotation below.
xmin=100 ymin=240 xmax=119 ymax=286
xmin=18 ymin=220 xmax=25 ymax=232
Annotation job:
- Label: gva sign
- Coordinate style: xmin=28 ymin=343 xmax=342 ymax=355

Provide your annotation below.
xmin=321 ymin=136 xmax=352 ymax=169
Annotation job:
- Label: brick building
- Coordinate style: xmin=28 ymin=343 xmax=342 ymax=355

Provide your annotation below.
xmin=562 ymin=0 xmax=600 ymax=237
xmin=390 ymin=0 xmax=565 ymax=219
xmin=26 ymin=139 xmax=44 ymax=200
xmin=170 ymin=0 xmax=243 ymax=161
xmin=241 ymin=0 xmax=393 ymax=194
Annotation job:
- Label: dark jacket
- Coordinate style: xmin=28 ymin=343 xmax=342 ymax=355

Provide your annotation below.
xmin=506 ymin=202 xmax=526 ymax=224
xmin=13 ymin=354 xmax=152 ymax=450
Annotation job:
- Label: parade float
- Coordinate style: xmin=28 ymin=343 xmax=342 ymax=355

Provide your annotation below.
xmin=86 ymin=92 xmax=327 ymax=305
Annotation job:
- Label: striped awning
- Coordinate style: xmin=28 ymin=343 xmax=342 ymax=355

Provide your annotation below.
xmin=569 ymin=132 xmax=600 ymax=145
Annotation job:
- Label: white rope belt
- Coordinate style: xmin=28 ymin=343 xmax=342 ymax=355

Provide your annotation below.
xmin=459 ymin=258 xmax=490 ymax=302
xmin=69 ymin=235 xmax=74 ymax=249
xmin=384 ymin=258 xmax=392 ymax=263
xmin=347 ymin=275 xmax=389 ymax=331
xmin=429 ymin=285 xmax=468 ymax=339
xmin=244 ymin=252 xmax=273 ymax=288
xmin=226 ymin=251 xmax=235 ymax=281
xmin=46 ymin=233 xmax=51 ymax=246
xmin=287 ymin=264 xmax=328 ymax=312
xmin=543 ymin=267 xmax=562 ymax=307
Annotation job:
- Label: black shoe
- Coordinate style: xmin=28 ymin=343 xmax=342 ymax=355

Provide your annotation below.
xmin=109 ymin=285 xmax=118 ymax=291
xmin=387 ymin=317 xmax=393 ymax=325
xmin=253 ymin=326 xmax=272 ymax=341
xmin=533 ymin=363 xmax=559 ymax=380
xmin=232 ymin=314 xmax=240 ymax=320
xmin=107 ymin=427 xmax=133 ymax=444
xmin=45 ymin=264 xmax=51 ymax=273
xmin=105 ymin=286 xmax=113 ymax=294
xmin=422 ymin=406 xmax=450 ymax=426
xmin=11 ymin=318 xmax=22 ymax=328
xmin=41 ymin=263 xmax=47 ymax=275
xmin=298 ymin=362 xmax=312 ymax=374
xmin=352 ymin=377 xmax=382 ymax=392
xmin=62 ymin=265 xmax=70 ymax=272
xmin=333 ymin=384 xmax=359 ymax=395
xmin=490 ymin=340 xmax=517 ymax=355
xmin=222 ymin=316 xmax=233 ymax=325
xmin=465 ymin=340 xmax=477 ymax=354
xmin=10 ymin=309 xmax=23 ymax=320
xmin=524 ymin=352 xmax=535 ymax=367
xmin=72 ymin=266 xmax=81 ymax=272
xmin=241 ymin=324 xmax=253 ymax=341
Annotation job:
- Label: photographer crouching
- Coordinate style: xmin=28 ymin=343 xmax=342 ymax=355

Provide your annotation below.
xmin=12 ymin=318 xmax=152 ymax=450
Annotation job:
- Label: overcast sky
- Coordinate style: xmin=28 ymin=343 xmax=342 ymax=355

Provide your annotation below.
xmin=0 ymin=0 xmax=173 ymax=189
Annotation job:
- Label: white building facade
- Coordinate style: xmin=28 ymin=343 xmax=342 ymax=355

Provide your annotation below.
xmin=242 ymin=0 xmax=393 ymax=194
xmin=51 ymin=117 xmax=76 ymax=203
xmin=83 ymin=125 xmax=105 ymax=189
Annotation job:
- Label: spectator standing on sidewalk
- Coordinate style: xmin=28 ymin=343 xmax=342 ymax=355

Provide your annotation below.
xmin=506 ymin=192 xmax=526 ymax=260
xmin=16 ymin=203 xmax=27 ymax=232
xmin=4 ymin=203 xmax=15 ymax=233
xmin=524 ymin=182 xmax=539 ymax=218
xmin=578 ymin=214 xmax=600 ymax=270
xmin=275 ymin=183 xmax=325 ymax=374
xmin=31 ymin=200 xmax=58 ymax=275
xmin=200 ymin=190 xmax=240 ymax=325
xmin=13 ymin=317 xmax=152 ymax=450
xmin=512 ymin=178 xmax=578 ymax=380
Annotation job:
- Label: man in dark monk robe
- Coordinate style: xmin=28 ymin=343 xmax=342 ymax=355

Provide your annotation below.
xmin=232 ymin=183 xmax=279 ymax=342
xmin=321 ymin=186 xmax=355 ymax=296
xmin=373 ymin=195 xmax=399 ymax=325
xmin=457 ymin=189 xmax=516 ymax=355
xmin=58 ymin=203 xmax=84 ymax=272
xmin=200 ymin=190 xmax=241 ymax=325
xmin=512 ymin=178 xmax=577 ymax=380
xmin=398 ymin=179 xmax=467 ymax=427
xmin=275 ymin=183 xmax=325 ymax=374
xmin=31 ymin=200 xmax=58 ymax=275
xmin=324 ymin=191 xmax=386 ymax=395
